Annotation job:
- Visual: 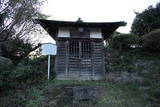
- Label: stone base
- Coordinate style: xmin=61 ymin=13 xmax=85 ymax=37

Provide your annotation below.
xmin=55 ymin=74 xmax=105 ymax=80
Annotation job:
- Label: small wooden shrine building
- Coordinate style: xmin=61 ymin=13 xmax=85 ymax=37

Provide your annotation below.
xmin=34 ymin=18 xmax=126 ymax=80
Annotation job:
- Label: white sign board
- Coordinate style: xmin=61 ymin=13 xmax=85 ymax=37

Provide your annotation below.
xmin=41 ymin=43 xmax=57 ymax=55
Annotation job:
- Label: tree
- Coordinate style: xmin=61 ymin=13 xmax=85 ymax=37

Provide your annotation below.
xmin=131 ymin=2 xmax=160 ymax=36
xmin=109 ymin=33 xmax=139 ymax=49
xmin=0 ymin=0 xmax=47 ymax=64
xmin=142 ymin=29 xmax=160 ymax=52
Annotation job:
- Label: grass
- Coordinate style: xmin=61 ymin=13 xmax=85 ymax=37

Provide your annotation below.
xmin=1 ymin=51 xmax=159 ymax=106
xmin=105 ymin=48 xmax=160 ymax=106
xmin=0 ymin=80 xmax=153 ymax=107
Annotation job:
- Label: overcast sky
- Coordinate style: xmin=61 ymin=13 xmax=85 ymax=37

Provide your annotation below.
xmin=41 ymin=0 xmax=159 ymax=33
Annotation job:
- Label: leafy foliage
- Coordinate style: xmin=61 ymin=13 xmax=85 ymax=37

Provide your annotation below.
xmin=0 ymin=56 xmax=55 ymax=91
xmin=109 ymin=33 xmax=139 ymax=49
xmin=142 ymin=29 xmax=160 ymax=52
xmin=0 ymin=0 xmax=47 ymax=63
xmin=131 ymin=2 xmax=160 ymax=36
xmin=1 ymin=37 xmax=41 ymax=64
xmin=0 ymin=0 xmax=47 ymax=41
xmin=105 ymin=48 xmax=160 ymax=106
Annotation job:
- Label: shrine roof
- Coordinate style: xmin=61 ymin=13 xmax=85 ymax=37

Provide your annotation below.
xmin=34 ymin=19 xmax=126 ymax=40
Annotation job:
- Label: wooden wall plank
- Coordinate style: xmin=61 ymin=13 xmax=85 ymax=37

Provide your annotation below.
xmin=55 ymin=38 xmax=105 ymax=79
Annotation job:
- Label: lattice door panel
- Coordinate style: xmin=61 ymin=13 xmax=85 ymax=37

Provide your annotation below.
xmin=68 ymin=40 xmax=92 ymax=76
xmin=81 ymin=41 xmax=92 ymax=75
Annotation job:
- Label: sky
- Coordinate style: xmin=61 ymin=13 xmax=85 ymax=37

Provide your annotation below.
xmin=41 ymin=0 xmax=159 ymax=33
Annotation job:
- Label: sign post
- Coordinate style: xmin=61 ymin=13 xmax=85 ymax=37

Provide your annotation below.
xmin=48 ymin=55 xmax=51 ymax=80
xmin=41 ymin=43 xmax=57 ymax=80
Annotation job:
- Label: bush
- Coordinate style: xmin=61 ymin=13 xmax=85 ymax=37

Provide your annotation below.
xmin=0 ymin=64 xmax=16 ymax=90
xmin=109 ymin=34 xmax=139 ymax=49
xmin=142 ymin=29 xmax=160 ymax=52
xmin=0 ymin=56 xmax=55 ymax=91
xmin=15 ymin=56 xmax=56 ymax=82
xmin=1 ymin=37 xmax=41 ymax=65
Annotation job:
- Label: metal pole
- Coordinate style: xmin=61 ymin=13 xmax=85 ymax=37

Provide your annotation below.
xmin=48 ymin=55 xmax=50 ymax=80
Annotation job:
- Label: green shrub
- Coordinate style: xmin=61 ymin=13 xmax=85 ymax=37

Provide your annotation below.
xmin=15 ymin=56 xmax=56 ymax=83
xmin=0 ymin=56 xmax=56 ymax=91
xmin=109 ymin=34 xmax=139 ymax=49
xmin=1 ymin=37 xmax=33 ymax=64
xmin=147 ymin=85 xmax=160 ymax=105
xmin=142 ymin=29 xmax=160 ymax=52
xmin=0 ymin=64 xmax=16 ymax=90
